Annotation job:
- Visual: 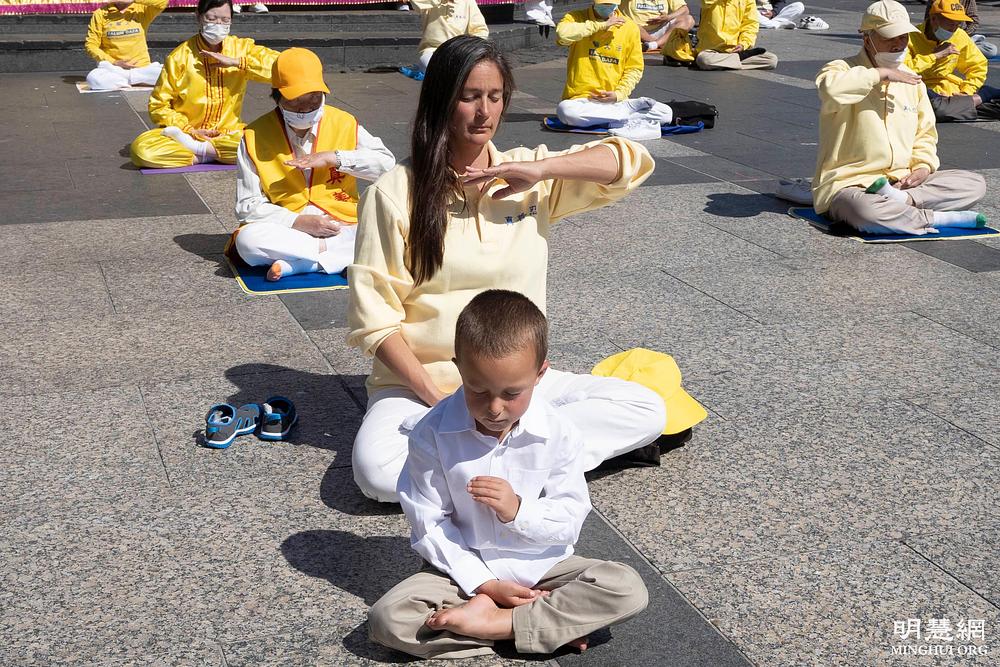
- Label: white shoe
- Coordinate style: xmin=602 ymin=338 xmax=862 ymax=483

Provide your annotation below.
xmin=776 ymin=178 xmax=814 ymax=205
xmin=397 ymin=2 xmax=411 ymax=9
xmin=232 ymin=3 xmax=241 ymax=11
xmin=609 ymin=117 xmax=661 ymax=141
xmin=798 ymin=16 xmax=829 ymax=30
xmin=248 ymin=3 xmax=268 ymax=12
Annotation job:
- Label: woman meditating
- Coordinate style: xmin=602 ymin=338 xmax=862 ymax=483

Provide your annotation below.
xmin=347 ymin=35 xmax=667 ymax=503
xmin=130 ymin=0 xmax=278 ymax=169
xmin=84 ymin=0 xmax=168 ymax=91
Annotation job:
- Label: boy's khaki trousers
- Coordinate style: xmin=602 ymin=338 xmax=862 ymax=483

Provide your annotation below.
xmin=368 ymin=556 xmax=649 ymax=659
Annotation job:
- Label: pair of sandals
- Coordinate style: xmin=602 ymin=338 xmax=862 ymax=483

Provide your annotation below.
xmin=204 ymin=396 xmax=297 ymax=449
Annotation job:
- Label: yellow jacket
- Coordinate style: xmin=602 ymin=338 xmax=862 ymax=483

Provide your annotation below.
xmin=84 ymin=0 xmax=167 ymax=67
xmin=622 ymin=0 xmax=687 ymax=28
xmin=696 ymin=0 xmax=759 ymax=52
xmin=556 ymin=8 xmax=644 ymax=102
xmin=148 ymin=34 xmax=278 ymax=134
xmin=812 ymin=52 xmax=939 ymax=214
xmin=347 ymin=138 xmax=653 ymax=395
xmin=411 ymin=0 xmax=489 ymax=52
xmin=906 ymin=24 xmax=987 ymax=96
xmin=243 ymin=106 xmax=361 ymax=223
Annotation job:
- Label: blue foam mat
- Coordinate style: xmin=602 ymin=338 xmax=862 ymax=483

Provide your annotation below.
xmin=224 ymin=240 xmax=348 ymax=294
xmin=542 ymin=116 xmax=704 ymax=135
xmin=789 ymin=207 xmax=1000 ymax=243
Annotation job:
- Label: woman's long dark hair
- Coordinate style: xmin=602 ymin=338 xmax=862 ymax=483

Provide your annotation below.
xmin=408 ymin=36 xmax=515 ymax=285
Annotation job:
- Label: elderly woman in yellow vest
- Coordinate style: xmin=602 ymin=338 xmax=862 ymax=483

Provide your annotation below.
xmin=694 ymin=0 xmax=778 ymax=70
xmin=129 ymin=0 xmax=278 ymax=169
xmin=621 ymin=0 xmax=694 ymax=60
xmin=906 ymin=0 xmax=999 ymax=122
xmin=85 ymin=0 xmax=167 ymax=91
xmin=234 ymin=48 xmax=396 ymax=281
xmin=812 ymin=0 xmax=987 ymax=236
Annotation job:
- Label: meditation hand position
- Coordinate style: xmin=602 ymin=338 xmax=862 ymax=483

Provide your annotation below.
xmin=84 ymin=0 xmax=167 ymax=91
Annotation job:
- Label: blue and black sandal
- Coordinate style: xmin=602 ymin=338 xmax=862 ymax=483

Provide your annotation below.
xmin=204 ymin=403 xmax=261 ymax=449
xmin=259 ymin=396 xmax=297 ymax=441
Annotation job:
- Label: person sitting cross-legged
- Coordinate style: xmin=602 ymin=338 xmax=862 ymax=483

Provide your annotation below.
xmin=129 ymin=0 xmax=278 ymax=169
xmin=906 ymin=0 xmax=1000 ymax=122
xmin=555 ymin=0 xmax=676 ymax=135
xmin=621 ymin=0 xmax=695 ymax=61
xmin=812 ymin=0 xmax=987 ymax=236
xmin=368 ymin=289 xmax=649 ymax=659
xmin=693 ymin=0 xmax=778 ymax=70
xmin=84 ymin=0 xmax=167 ymax=91
xmin=234 ymin=48 xmax=395 ymax=281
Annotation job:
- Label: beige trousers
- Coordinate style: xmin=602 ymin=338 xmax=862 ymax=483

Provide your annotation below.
xmin=826 ymin=170 xmax=987 ymax=235
xmin=368 ymin=556 xmax=649 ymax=659
xmin=695 ymin=49 xmax=778 ymax=70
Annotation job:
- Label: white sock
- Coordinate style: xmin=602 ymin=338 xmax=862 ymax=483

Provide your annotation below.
xmin=647 ymin=41 xmax=658 ymax=50
xmin=932 ymin=211 xmax=986 ymax=228
xmin=162 ymin=126 xmax=215 ymax=162
xmin=867 ymin=176 xmax=909 ymax=204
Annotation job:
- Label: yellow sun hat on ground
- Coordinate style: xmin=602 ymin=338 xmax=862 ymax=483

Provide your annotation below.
xmin=591 ymin=348 xmax=707 ymax=435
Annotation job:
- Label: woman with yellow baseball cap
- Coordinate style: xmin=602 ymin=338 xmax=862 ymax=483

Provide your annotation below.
xmin=129 ymin=0 xmax=278 ymax=169
xmin=906 ymin=0 xmax=999 ymax=122
xmin=233 ymin=48 xmax=396 ymax=281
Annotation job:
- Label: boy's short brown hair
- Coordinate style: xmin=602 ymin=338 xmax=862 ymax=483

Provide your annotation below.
xmin=455 ymin=290 xmax=548 ymax=368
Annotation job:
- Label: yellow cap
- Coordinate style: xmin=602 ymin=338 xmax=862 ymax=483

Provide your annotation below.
xmin=595 ymin=0 xmax=622 ymax=6
xmin=591 ymin=348 xmax=708 ymax=435
xmin=860 ymin=0 xmax=919 ymax=38
xmin=272 ymin=48 xmax=330 ymax=100
xmin=928 ymin=0 xmax=973 ymax=22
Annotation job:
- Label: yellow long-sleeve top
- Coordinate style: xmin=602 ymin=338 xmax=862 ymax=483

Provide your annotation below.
xmin=411 ymin=0 xmax=489 ymax=52
xmin=696 ymin=0 xmax=759 ymax=52
xmin=906 ymin=24 xmax=987 ymax=96
xmin=622 ymin=0 xmax=687 ymax=29
xmin=556 ymin=8 xmax=644 ymax=102
xmin=347 ymin=138 xmax=654 ymax=396
xmin=812 ymin=52 xmax=939 ymax=214
xmin=84 ymin=0 xmax=167 ymax=66
xmin=148 ymin=34 xmax=278 ymax=134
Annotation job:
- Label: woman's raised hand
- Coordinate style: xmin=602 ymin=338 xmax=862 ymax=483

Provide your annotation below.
xmin=463 ymin=161 xmax=546 ymax=199
xmin=199 ymin=50 xmax=240 ymax=68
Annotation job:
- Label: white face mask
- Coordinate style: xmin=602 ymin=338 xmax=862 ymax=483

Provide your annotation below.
xmin=872 ymin=48 xmax=907 ymax=68
xmin=201 ymin=22 xmax=230 ymax=45
xmin=282 ymin=96 xmax=325 ymax=130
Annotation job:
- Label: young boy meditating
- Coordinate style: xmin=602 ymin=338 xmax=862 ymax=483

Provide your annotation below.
xmin=368 ymin=289 xmax=649 ymax=659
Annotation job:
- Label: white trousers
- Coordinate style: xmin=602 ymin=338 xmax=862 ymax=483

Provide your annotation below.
xmin=416 ymin=48 xmax=435 ymax=73
xmin=757 ymin=1 xmax=804 ymax=28
xmin=352 ymin=368 xmax=667 ymax=503
xmin=86 ymin=61 xmax=163 ymax=90
xmin=556 ymin=99 xmax=635 ymax=127
xmin=235 ymin=220 xmax=357 ymax=275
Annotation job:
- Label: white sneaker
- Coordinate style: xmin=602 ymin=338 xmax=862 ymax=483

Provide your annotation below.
xmin=232 ymin=3 xmax=241 ymax=11
xmin=609 ymin=117 xmax=661 ymax=141
xmin=776 ymin=178 xmax=814 ymax=205
xmin=247 ymin=3 xmax=268 ymax=12
xmin=798 ymin=16 xmax=829 ymax=30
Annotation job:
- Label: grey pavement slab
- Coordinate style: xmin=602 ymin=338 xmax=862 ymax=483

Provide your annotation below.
xmin=0 ymin=262 xmax=113 ymax=325
xmin=280 ymin=288 xmax=351 ymax=331
xmin=910 ymin=391 xmax=1000 ymax=451
xmin=668 ymin=540 xmax=1000 ymax=667
xmin=904 ymin=526 xmax=1000 ymax=608
xmin=900 ymin=240 xmax=1000 ymax=273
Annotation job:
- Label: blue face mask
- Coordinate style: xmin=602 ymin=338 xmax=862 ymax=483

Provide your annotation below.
xmin=593 ymin=4 xmax=616 ymax=19
xmin=933 ymin=25 xmax=955 ymax=41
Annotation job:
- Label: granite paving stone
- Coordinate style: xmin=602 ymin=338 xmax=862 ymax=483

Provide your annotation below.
xmin=904 ymin=526 xmax=1000 ymax=608
xmin=0 ymin=261 xmax=113 ymax=325
xmin=668 ymin=540 xmax=1000 ymax=667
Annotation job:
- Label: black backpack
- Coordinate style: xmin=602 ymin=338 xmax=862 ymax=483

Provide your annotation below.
xmin=667 ymin=100 xmax=719 ymax=129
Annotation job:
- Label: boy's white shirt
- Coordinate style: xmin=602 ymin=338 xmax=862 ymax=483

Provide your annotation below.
xmin=398 ymin=387 xmax=593 ymax=597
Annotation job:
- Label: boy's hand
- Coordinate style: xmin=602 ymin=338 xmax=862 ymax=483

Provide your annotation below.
xmin=476 ymin=579 xmax=550 ymax=607
xmin=467 ymin=476 xmax=520 ymax=523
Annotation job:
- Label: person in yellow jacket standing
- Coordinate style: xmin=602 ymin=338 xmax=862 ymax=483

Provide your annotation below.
xmin=620 ymin=0 xmax=694 ymax=60
xmin=407 ymin=0 xmax=489 ymax=76
xmin=906 ymin=0 xmax=999 ymax=122
xmin=813 ymin=0 xmax=987 ymax=236
xmin=694 ymin=0 xmax=778 ymax=70
xmin=234 ymin=49 xmax=396 ymax=281
xmin=84 ymin=0 xmax=167 ymax=91
xmin=555 ymin=0 xmax=675 ymax=133
xmin=129 ymin=0 xmax=279 ymax=169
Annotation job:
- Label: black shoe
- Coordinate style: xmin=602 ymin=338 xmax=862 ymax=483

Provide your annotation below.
xmin=738 ymin=47 xmax=766 ymax=61
xmin=662 ymin=55 xmax=689 ymax=67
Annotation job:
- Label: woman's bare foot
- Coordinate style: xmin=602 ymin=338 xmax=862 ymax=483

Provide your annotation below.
xmin=266 ymin=261 xmax=283 ymax=281
xmin=566 ymin=635 xmax=589 ymax=652
xmin=425 ymin=594 xmax=514 ymax=640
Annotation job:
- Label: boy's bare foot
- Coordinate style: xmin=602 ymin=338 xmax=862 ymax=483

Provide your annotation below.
xmin=425 ymin=594 xmax=514 ymax=640
xmin=566 ymin=636 xmax=589 ymax=652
